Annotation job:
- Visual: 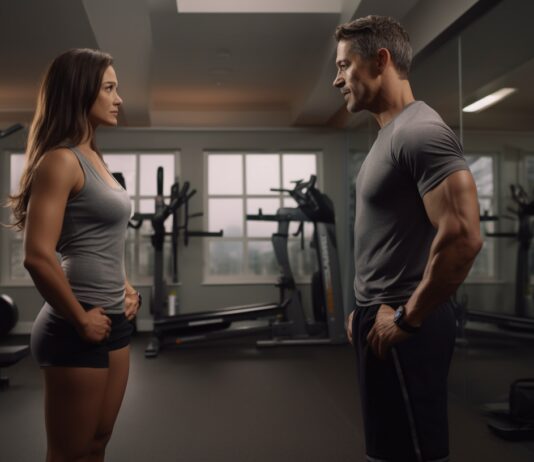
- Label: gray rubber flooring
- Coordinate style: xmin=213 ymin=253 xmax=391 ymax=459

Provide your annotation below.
xmin=1 ymin=331 xmax=534 ymax=461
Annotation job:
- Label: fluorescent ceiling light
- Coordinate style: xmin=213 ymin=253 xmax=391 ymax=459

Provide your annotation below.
xmin=463 ymin=88 xmax=517 ymax=113
xmin=176 ymin=0 xmax=343 ymax=13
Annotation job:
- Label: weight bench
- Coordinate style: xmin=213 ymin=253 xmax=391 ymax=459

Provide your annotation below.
xmin=0 ymin=345 xmax=30 ymax=390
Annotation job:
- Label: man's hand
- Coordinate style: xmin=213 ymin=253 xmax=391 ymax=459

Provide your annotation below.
xmin=125 ymin=291 xmax=140 ymax=321
xmin=346 ymin=310 xmax=355 ymax=344
xmin=367 ymin=304 xmax=411 ymax=360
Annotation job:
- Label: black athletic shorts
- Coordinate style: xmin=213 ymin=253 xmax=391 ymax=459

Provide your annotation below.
xmin=352 ymin=301 xmax=456 ymax=462
xmin=31 ymin=301 xmax=133 ymax=368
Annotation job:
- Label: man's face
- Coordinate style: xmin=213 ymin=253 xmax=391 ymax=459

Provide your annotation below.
xmin=333 ymin=40 xmax=376 ymax=113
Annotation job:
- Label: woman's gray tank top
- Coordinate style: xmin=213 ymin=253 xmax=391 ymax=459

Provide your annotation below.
xmin=55 ymin=147 xmax=131 ymax=314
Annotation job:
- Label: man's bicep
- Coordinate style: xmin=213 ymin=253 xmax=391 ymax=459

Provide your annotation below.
xmin=422 ymin=170 xmax=480 ymax=232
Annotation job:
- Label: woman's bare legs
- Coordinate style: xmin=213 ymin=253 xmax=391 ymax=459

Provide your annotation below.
xmin=44 ymin=367 xmax=108 ymax=462
xmin=87 ymin=346 xmax=130 ymax=462
xmin=43 ymin=346 xmax=130 ymax=462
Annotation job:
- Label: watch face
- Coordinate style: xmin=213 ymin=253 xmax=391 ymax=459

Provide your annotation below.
xmin=394 ymin=307 xmax=403 ymax=322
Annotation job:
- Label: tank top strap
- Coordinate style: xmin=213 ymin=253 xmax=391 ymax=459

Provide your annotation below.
xmin=67 ymin=146 xmax=99 ymax=181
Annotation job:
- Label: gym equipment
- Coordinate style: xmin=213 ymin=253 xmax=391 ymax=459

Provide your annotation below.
xmin=137 ymin=169 xmax=346 ymax=357
xmin=0 ymin=294 xmax=29 ymax=390
xmin=467 ymin=184 xmax=534 ymax=327
xmin=0 ymin=123 xmax=23 ymax=139
xmin=485 ymin=379 xmax=534 ymax=440
xmin=460 ymin=185 xmax=534 ymax=437
xmin=248 ymin=175 xmax=346 ymax=347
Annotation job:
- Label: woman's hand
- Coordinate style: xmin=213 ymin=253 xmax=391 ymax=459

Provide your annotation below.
xmin=77 ymin=307 xmax=111 ymax=343
xmin=125 ymin=291 xmax=141 ymax=321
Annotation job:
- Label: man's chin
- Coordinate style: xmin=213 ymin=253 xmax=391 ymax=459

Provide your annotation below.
xmin=346 ymin=102 xmax=363 ymax=114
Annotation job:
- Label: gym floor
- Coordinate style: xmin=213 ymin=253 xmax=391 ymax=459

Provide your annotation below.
xmin=1 ymin=331 xmax=534 ymax=462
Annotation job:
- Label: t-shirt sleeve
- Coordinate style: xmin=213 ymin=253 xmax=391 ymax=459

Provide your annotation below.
xmin=392 ymin=120 xmax=469 ymax=197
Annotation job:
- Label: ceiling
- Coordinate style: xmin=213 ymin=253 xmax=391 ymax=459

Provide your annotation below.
xmin=1 ymin=0 xmax=530 ymax=131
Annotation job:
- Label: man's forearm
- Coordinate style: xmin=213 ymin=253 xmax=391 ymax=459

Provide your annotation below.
xmin=404 ymin=235 xmax=480 ymax=326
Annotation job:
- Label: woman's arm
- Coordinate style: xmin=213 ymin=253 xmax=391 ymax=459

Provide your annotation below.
xmin=23 ymin=148 xmax=111 ymax=342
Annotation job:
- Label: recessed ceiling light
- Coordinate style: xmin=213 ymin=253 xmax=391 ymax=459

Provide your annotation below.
xmin=176 ymin=0 xmax=343 ymax=14
xmin=463 ymin=88 xmax=518 ymax=113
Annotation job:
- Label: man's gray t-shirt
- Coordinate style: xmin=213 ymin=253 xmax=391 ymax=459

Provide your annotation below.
xmin=354 ymin=101 xmax=469 ymax=307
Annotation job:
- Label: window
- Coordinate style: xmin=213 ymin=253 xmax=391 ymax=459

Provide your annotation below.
xmin=3 ymin=151 xmax=179 ymax=285
xmin=205 ymin=152 xmax=320 ymax=283
xmin=103 ymin=152 xmax=179 ymax=284
xmin=465 ymin=154 xmax=496 ymax=280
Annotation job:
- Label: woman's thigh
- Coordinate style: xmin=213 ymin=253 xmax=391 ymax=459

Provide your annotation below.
xmin=94 ymin=346 xmax=130 ymax=441
xmin=43 ymin=367 xmax=109 ymax=460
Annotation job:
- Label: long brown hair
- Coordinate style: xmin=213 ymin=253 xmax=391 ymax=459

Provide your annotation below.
xmin=5 ymin=48 xmax=113 ymax=230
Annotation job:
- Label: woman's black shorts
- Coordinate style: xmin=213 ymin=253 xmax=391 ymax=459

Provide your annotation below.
xmin=31 ymin=301 xmax=133 ymax=369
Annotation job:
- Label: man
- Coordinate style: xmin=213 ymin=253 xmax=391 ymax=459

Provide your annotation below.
xmin=334 ymin=16 xmax=482 ymax=462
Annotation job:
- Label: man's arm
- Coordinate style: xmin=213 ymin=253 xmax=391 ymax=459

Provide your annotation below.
xmin=403 ymin=169 xmax=482 ymax=326
xmin=366 ymin=169 xmax=482 ymax=359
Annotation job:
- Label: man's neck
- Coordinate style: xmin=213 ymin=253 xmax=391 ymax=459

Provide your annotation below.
xmin=372 ymin=79 xmax=415 ymax=128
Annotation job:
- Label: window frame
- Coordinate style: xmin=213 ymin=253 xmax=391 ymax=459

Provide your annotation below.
xmin=203 ymin=150 xmax=323 ymax=285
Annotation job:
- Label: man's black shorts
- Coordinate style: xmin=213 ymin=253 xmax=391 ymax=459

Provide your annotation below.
xmin=352 ymin=301 xmax=456 ymax=462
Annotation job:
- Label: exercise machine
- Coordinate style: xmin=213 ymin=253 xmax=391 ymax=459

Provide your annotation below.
xmin=459 ymin=185 xmax=534 ymax=438
xmin=137 ymin=169 xmax=346 ymax=357
xmin=247 ymin=175 xmax=346 ymax=347
xmin=467 ymin=184 xmax=534 ymax=328
xmin=0 ymin=123 xmax=23 ymax=139
xmin=0 ymin=294 xmax=29 ymax=390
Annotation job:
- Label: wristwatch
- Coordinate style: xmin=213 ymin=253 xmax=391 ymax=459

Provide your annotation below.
xmin=393 ymin=305 xmax=420 ymax=334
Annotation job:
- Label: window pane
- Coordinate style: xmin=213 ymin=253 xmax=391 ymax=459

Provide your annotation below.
xmin=208 ymin=198 xmax=243 ymax=237
xmin=103 ymin=154 xmax=137 ymax=195
xmin=470 ymin=241 xmax=494 ymax=278
xmin=208 ymin=240 xmax=243 ymax=275
xmin=140 ymin=154 xmax=175 ymax=196
xmin=247 ymin=241 xmax=278 ymax=276
xmin=10 ymin=153 xmax=25 ymax=195
xmin=466 ymin=155 xmax=493 ymax=196
xmin=138 ymin=240 xmax=174 ymax=280
xmin=246 ymin=198 xmax=280 ymax=238
xmin=246 ymin=154 xmax=279 ymax=195
xmin=282 ymin=154 xmax=316 ymax=189
xmin=208 ymin=154 xmax=243 ymax=195
xmin=10 ymin=241 xmax=30 ymax=281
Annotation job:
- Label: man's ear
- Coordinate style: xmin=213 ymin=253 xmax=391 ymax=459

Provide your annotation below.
xmin=376 ymin=48 xmax=391 ymax=74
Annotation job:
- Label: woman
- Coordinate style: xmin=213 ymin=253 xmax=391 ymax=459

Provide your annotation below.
xmin=7 ymin=48 xmax=140 ymax=462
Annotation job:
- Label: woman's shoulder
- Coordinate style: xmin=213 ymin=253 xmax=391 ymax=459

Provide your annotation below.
xmin=34 ymin=147 xmax=83 ymax=187
xmin=36 ymin=147 xmax=80 ymax=171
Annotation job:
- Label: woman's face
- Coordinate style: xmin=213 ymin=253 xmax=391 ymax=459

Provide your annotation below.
xmin=89 ymin=65 xmax=123 ymax=127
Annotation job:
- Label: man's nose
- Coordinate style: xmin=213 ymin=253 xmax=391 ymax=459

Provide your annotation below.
xmin=333 ymin=74 xmax=343 ymax=88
